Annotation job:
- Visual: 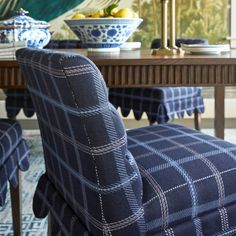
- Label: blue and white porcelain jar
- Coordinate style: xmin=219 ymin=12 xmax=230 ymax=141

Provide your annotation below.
xmin=0 ymin=8 xmax=51 ymax=48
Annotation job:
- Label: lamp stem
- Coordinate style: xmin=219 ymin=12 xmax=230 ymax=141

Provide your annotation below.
xmin=152 ymin=0 xmax=177 ymax=56
xmin=161 ymin=0 xmax=169 ymax=49
xmin=170 ymin=0 xmax=177 ymax=49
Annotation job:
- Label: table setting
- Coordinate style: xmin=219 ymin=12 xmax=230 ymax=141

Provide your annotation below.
xmin=0 ymin=8 xmax=50 ymax=59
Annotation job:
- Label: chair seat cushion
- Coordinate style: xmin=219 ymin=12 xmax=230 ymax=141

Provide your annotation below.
xmin=0 ymin=119 xmax=24 ymax=166
xmin=109 ymin=87 xmax=204 ymax=124
xmin=127 ymin=124 xmax=236 ymax=235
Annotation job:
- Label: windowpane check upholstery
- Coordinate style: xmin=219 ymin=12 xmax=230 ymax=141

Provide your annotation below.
xmin=3 ymin=40 xmax=83 ymax=118
xmin=109 ymin=87 xmax=204 ymax=124
xmin=127 ymin=124 xmax=236 ymax=235
xmin=0 ymin=119 xmax=29 ymax=205
xmin=3 ymin=89 xmax=35 ymax=118
xmin=109 ymin=38 xmax=207 ymax=124
xmin=16 ymin=48 xmax=236 ymax=236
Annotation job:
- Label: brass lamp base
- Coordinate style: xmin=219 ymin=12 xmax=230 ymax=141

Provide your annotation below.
xmin=152 ymin=0 xmax=181 ymax=56
xmin=152 ymin=48 xmax=177 ymax=56
xmin=177 ymin=47 xmax=185 ymax=55
xmin=169 ymin=48 xmax=179 ymax=55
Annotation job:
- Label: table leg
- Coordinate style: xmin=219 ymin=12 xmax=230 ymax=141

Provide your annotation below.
xmin=47 ymin=213 xmax=51 ymax=236
xmin=214 ymin=86 xmax=225 ymax=139
xmin=10 ymin=170 xmax=22 ymax=236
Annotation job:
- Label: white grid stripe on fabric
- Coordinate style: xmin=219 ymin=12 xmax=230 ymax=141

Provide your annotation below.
xmin=141 ymin=127 xmax=226 ymax=210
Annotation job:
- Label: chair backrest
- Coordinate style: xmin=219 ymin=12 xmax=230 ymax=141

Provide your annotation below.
xmin=16 ymin=48 xmax=144 ymax=235
xmin=45 ymin=39 xmax=84 ymax=49
xmin=151 ymin=38 xmax=209 ymax=49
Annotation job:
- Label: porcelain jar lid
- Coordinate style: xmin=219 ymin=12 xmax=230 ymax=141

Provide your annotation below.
xmin=0 ymin=8 xmax=50 ymax=29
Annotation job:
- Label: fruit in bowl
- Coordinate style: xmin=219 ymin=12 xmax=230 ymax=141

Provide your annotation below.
xmin=71 ymin=4 xmax=139 ymax=19
xmin=65 ymin=4 xmax=142 ymax=52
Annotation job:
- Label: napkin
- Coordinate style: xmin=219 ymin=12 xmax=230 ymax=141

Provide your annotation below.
xmin=0 ymin=41 xmax=26 ymax=59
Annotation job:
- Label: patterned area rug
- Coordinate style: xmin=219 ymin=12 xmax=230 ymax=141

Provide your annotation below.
xmin=1 ymin=129 xmax=236 ymax=235
xmin=0 ymin=131 xmax=47 ymax=236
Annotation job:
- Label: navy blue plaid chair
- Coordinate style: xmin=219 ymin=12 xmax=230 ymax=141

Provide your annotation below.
xmin=0 ymin=119 xmax=29 ymax=235
xmin=109 ymin=38 xmax=207 ymax=130
xmin=16 ymin=47 xmax=236 ymax=236
xmin=3 ymin=40 xmax=83 ymax=119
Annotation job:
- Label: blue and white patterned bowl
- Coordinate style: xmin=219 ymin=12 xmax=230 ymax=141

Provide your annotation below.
xmin=65 ymin=18 xmax=143 ymax=51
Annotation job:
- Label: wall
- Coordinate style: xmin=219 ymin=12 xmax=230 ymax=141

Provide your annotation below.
xmin=0 ymin=0 xmax=230 ymax=46
xmin=231 ymin=0 xmax=236 ymax=48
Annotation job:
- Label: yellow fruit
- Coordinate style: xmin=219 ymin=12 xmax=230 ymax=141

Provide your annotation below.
xmin=87 ymin=10 xmax=104 ymax=18
xmin=114 ymin=8 xmax=134 ymax=18
xmin=89 ymin=13 xmax=101 ymax=18
xmin=72 ymin=13 xmax=86 ymax=19
xmin=111 ymin=8 xmax=119 ymax=16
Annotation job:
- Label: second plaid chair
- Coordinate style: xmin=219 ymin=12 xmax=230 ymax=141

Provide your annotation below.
xmin=109 ymin=38 xmax=207 ymax=130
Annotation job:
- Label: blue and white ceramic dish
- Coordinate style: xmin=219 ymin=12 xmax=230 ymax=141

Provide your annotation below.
xmin=0 ymin=8 xmax=51 ymax=48
xmin=65 ymin=18 xmax=143 ymax=52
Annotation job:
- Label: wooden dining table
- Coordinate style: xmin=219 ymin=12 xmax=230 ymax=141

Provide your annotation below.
xmin=1 ymin=49 xmax=236 ymax=139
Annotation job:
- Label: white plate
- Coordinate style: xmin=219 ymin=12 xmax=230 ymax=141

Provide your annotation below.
xmin=87 ymin=47 xmax=120 ymax=52
xmin=120 ymin=42 xmax=141 ymax=50
xmin=0 ymin=41 xmax=26 ymax=49
xmin=181 ymin=44 xmax=230 ymax=55
xmin=184 ymin=50 xmax=221 ymax=55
